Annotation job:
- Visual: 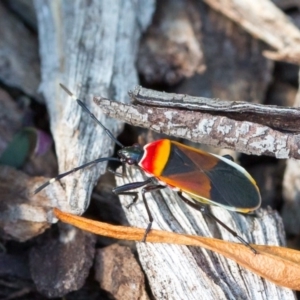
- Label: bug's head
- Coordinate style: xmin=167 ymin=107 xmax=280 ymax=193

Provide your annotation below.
xmin=118 ymin=144 xmax=144 ymax=165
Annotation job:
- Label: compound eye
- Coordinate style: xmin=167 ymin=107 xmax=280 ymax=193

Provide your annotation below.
xmin=127 ymin=158 xmax=135 ymax=165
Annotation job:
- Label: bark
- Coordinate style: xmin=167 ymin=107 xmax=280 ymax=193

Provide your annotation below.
xmin=94 ymin=91 xmax=300 ymax=159
xmin=0 ymin=2 xmax=40 ymax=101
xmin=116 ymin=167 xmax=295 ymax=300
xmin=203 ymin=0 xmax=300 ymax=64
xmin=32 ymin=1 xmax=298 ymax=298
xmin=131 ymin=86 xmax=300 ymax=133
xmin=282 ymin=69 xmax=300 ymax=236
xmin=33 ymin=0 xmax=153 ymax=216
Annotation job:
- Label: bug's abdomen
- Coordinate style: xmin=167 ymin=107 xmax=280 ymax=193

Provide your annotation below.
xmin=140 ymin=140 xmax=261 ymax=212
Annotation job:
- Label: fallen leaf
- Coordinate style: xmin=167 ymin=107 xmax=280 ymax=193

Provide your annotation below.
xmin=54 ymin=208 xmax=300 ymax=291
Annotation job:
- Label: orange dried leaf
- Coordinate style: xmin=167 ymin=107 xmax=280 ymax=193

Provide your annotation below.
xmin=54 ymin=208 xmax=300 ymax=290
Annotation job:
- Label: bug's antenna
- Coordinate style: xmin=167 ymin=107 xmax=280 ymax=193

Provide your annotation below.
xmin=60 ymin=84 xmax=124 ymax=148
xmin=34 ymin=157 xmax=120 ymax=194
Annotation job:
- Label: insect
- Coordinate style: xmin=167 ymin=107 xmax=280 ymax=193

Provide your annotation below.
xmin=35 ymin=84 xmax=261 ymax=253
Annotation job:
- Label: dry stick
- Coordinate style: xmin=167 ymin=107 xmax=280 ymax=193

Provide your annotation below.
xmin=94 ymin=95 xmax=300 ymax=159
xmin=130 ymin=86 xmax=300 ymax=133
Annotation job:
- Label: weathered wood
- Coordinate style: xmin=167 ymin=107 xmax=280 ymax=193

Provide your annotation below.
xmin=32 ymin=1 xmax=298 ymax=298
xmin=0 ymin=166 xmax=65 ymax=241
xmin=0 ymin=1 xmax=40 ymax=101
xmin=138 ymin=0 xmax=205 ymax=85
xmin=272 ymin=0 xmax=300 ymax=10
xmin=143 ymin=0 xmax=273 ymax=106
xmin=282 ymin=70 xmax=300 ymax=237
xmin=94 ymin=96 xmax=300 ymax=159
xmin=203 ymin=0 xmax=300 ymax=64
xmin=116 ymin=167 xmax=295 ymax=299
xmin=30 ymin=223 xmax=96 ymax=297
xmin=130 ymin=86 xmax=300 ymax=133
xmin=95 ymin=244 xmax=149 ymax=300
xmin=4 ymin=0 xmax=37 ymax=30
xmin=33 ymin=0 xmax=153 ymax=216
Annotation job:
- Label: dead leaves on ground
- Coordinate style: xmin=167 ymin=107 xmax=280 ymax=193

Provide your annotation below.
xmin=54 ymin=208 xmax=300 ymax=291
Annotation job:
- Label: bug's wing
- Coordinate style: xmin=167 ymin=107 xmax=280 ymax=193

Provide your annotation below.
xmin=158 ymin=142 xmax=261 ymax=212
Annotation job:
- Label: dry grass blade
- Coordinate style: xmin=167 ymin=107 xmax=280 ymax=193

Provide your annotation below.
xmin=54 ymin=208 xmax=300 ymax=291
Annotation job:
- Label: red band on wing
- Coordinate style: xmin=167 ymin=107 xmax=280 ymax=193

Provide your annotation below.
xmin=139 ymin=139 xmax=170 ymax=176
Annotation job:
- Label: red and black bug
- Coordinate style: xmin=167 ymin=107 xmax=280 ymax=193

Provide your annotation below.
xmin=35 ymin=84 xmax=261 ymax=253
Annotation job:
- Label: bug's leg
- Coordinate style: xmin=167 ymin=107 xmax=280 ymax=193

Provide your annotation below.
xmin=177 ymin=192 xmax=257 ymax=254
xmin=140 ymin=184 xmax=167 ymax=242
xmin=108 ymin=163 xmax=126 ymax=178
xmin=201 ymin=206 xmax=257 ymax=254
xmin=113 ymin=177 xmax=153 ymax=208
xmin=113 ymin=178 xmax=166 ymax=242
xmin=115 ymin=192 xmax=140 ymax=208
